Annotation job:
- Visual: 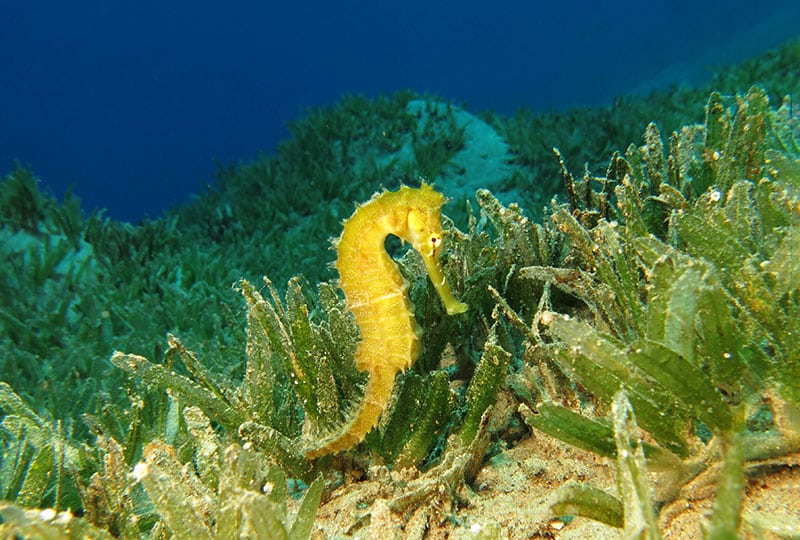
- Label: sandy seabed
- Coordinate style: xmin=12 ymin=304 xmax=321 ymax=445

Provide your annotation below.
xmin=302 ymin=426 xmax=800 ymax=539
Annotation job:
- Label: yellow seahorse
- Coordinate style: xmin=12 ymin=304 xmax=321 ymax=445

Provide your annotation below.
xmin=304 ymin=183 xmax=468 ymax=458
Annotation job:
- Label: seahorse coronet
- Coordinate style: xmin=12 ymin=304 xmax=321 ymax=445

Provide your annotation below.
xmin=304 ymin=183 xmax=467 ymax=459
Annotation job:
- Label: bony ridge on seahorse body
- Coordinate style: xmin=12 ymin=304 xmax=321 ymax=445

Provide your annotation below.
xmin=304 ymin=183 xmax=468 ymax=459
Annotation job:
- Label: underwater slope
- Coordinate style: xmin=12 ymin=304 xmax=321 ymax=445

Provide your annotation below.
xmin=0 ymin=38 xmax=799 ymax=538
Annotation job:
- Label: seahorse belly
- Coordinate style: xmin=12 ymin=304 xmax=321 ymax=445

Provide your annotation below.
xmin=304 ymin=184 xmax=466 ymax=458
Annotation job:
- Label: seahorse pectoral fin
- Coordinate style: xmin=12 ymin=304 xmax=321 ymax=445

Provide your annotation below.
xmin=420 ymin=253 xmax=468 ymax=315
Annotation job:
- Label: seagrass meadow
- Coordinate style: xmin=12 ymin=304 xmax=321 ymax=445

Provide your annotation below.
xmin=1 ymin=39 xmax=799 ymax=539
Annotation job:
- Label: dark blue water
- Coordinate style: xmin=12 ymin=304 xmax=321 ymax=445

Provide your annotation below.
xmin=2 ymin=1 xmax=798 ymax=222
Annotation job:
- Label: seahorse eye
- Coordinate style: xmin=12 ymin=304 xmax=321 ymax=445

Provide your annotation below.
xmin=430 ymin=235 xmax=441 ymax=255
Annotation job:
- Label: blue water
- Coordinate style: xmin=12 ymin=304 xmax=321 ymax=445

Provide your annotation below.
xmin=2 ymin=1 xmax=798 ymax=222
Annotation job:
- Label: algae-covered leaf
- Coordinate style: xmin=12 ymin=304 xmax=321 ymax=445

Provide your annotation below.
xmin=754 ymin=169 xmax=798 ymax=234
xmin=215 ymin=444 xmax=293 ymax=540
xmin=718 ymin=87 xmax=771 ymax=189
xmin=373 ymin=372 xmax=426 ymax=462
xmin=133 ymin=439 xmax=321 ymax=540
xmin=316 ymin=281 xmax=360 ymax=389
xmin=238 ymin=278 xmax=308 ymax=428
xmin=637 ymin=240 xmax=677 ymax=349
xmin=0 ymin=382 xmax=49 ymax=433
xmin=637 ymin=235 xmax=750 ymax=404
xmin=594 ymin=219 xmax=645 ymax=335
xmin=544 ymin=313 xmax=691 ymax=456
xmin=212 ymin=443 xmax=321 ymax=540
xmin=393 ymin=371 xmax=453 ymax=467
xmin=550 ymin=209 xmax=644 ymax=338
xmin=523 ymin=402 xmax=617 ymax=459
xmin=110 ymin=351 xmax=246 ymax=430
xmin=473 ymin=187 xmax=552 ymax=310
xmin=662 ymin=265 xmax=702 ymax=364
xmin=705 ymin=432 xmax=745 ymax=539
xmin=238 ymin=275 xmax=364 ymax=436
xmin=519 ymin=265 xmax=629 ymax=338
xmin=285 ymin=277 xmax=340 ymax=426
xmin=237 ymin=421 xmax=313 ymax=482
xmin=476 ymin=188 xmax=549 ymax=269
xmin=239 ymin=278 xmax=304 ymax=435
xmin=612 ymin=391 xmax=661 ymax=540
xmin=731 ymin=259 xmax=781 ymax=337
xmin=548 ymin=481 xmax=624 ymax=529
xmin=0 ymin=418 xmax=32 ymax=502
xmin=657 ymin=182 xmax=691 ymax=213
xmin=643 ymin=122 xmax=668 ymax=191
xmin=723 ymin=181 xmax=761 ymax=254
xmin=77 ymin=436 xmax=143 ymax=539
xmin=768 ymin=225 xmax=800 ymax=299
xmin=671 ymin=204 xmax=751 ymax=278
xmin=183 ymin=406 xmax=221 ymax=489
xmin=457 ymin=326 xmax=511 ymax=445
xmin=378 ymin=370 xmax=454 ymax=467
xmin=614 ymin=175 xmax=649 ymax=239
xmin=289 ymin=476 xmax=323 ymax=540
xmin=134 ymin=442 xmax=214 ymax=540
xmin=164 ymin=334 xmax=242 ymax=417
xmin=628 ymin=340 xmax=731 ymax=432
xmin=704 ymin=91 xmax=731 ymax=154
xmin=14 ymin=444 xmax=54 ymax=509
xmin=0 ymin=502 xmax=117 ymax=540
xmin=0 ymin=383 xmax=84 ymax=511
xmin=695 ymin=282 xmax=752 ymax=399
xmin=522 ymin=402 xmax=682 ymax=472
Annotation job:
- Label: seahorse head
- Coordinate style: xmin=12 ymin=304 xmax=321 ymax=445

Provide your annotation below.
xmin=402 ymin=184 xmax=468 ymax=315
xmin=407 ymin=210 xmax=443 ymax=260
